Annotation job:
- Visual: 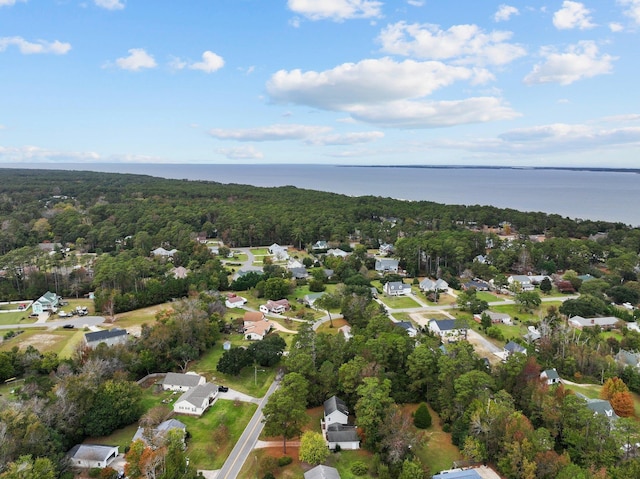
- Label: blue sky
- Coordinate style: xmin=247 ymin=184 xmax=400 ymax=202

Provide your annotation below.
xmin=1 ymin=0 xmax=639 ymax=166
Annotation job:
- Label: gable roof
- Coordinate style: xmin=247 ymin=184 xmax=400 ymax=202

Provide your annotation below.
xmin=177 ymin=383 xmax=218 ymax=407
xmin=35 ymin=291 xmax=59 ymax=305
xmin=430 ymin=319 xmax=457 ymax=331
xmin=396 ymin=321 xmax=417 ymax=332
xmin=326 ymin=423 xmax=359 ymax=443
xmin=504 ymin=341 xmax=527 ymax=354
xmin=432 ymin=470 xmax=483 ymax=479
xmin=324 ymin=395 xmax=349 ymax=417
xmin=162 ymin=372 xmax=204 ymax=388
xmin=68 ymin=444 xmax=118 ymax=462
xmin=85 ymin=328 xmax=128 ymax=344
xmin=243 ymin=311 xmax=265 ymax=322
xmin=304 ymin=465 xmax=341 ymax=479
xmin=541 ymin=369 xmax=560 ymax=380
xmin=132 ymin=418 xmax=187 ymax=443
xmin=385 ymin=281 xmax=409 ymax=292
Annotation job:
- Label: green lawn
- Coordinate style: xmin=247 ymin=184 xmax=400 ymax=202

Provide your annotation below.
xmin=0 ymin=328 xmax=80 ymax=355
xmin=378 ymin=295 xmax=421 ymax=309
xmin=476 ymin=291 xmax=504 ymax=303
xmin=0 ymin=310 xmax=35 ymax=326
xmin=182 ymin=399 xmax=258 ymax=469
xmin=232 ymin=253 xmax=248 ymax=262
xmin=251 ymin=248 xmax=269 ymax=255
xmin=86 ymin=423 xmax=139 ymax=450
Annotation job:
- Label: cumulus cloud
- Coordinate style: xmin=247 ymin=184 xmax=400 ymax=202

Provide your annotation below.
xmin=609 ymin=22 xmax=624 ymax=31
xmin=347 ymin=97 xmax=519 ymax=128
xmin=377 ymin=22 xmax=526 ymax=66
xmin=305 ymin=131 xmax=384 ymax=145
xmin=0 ymin=36 xmax=71 ymax=54
xmin=619 ymin=0 xmax=640 ymax=24
xmin=287 ymin=0 xmax=382 ymax=21
xmin=267 ymin=57 xmax=487 ymax=109
xmin=524 ymin=41 xmax=615 ymax=85
xmin=494 ymin=5 xmax=519 ymax=22
xmin=114 ymin=48 xmax=157 ymax=71
xmin=216 ymin=146 xmax=264 ymax=160
xmin=209 ymin=124 xmax=332 ymax=142
xmin=553 ymin=1 xmax=595 ymax=30
xmin=94 ymin=0 xmax=124 ymax=10
xmin=189 ymin=51 xmax=225 ymax=73
xmin=0 ymin=0 xmax=26 ymax=7
xmin=407 ymin=0 xmax=424 ymax=6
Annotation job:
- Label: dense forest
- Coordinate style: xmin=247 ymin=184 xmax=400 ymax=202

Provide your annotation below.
xmin=2 ymin=168 xmax=640 ymax=478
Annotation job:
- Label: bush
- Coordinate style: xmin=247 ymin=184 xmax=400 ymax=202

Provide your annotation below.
xmin=351 ymin=461 xmax=368 ymax=476
xmin=278 ymin=456 xmax=293 ymax=467
xmin=263 ymin=474 xmax=276 ymax=479
xmin=413 ymin=402 xmax=432 ymax=429
xmin=486 ymin=326 xmax=505 ymax=341
xmin=88 ymin=468 xmax=101 ymax=478
xmin=442 ymin=423 xmax=451 ymax=433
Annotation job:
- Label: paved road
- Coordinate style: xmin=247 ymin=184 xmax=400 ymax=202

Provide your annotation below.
xmin=231 ymin=247 xmax=263 ymax=279
xmin=0 ymin=315 xmax=106 ymax=330
xmin=215 ymin=376 xmax=280 ymax=479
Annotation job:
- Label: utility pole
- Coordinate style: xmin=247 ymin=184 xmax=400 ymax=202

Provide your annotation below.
xmin=254 ymin=364 xmax=265 ymax=386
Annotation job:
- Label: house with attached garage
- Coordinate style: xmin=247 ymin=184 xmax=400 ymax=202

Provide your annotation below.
xmin=151 ymin=247 xmax=178 ymax=258
xmin=322 ymin=395 xmax=349 ymax=428
xmin=568 ymin=315 xmax=620 ymax=330
xmin=161 ymin=372 xmax=206 ymax=392
xmin=32 ymin=291 xmax=61 ymax=314
xmin=268 ymin=243 xmax=289 ymax=261
xmin=473 ymin=311 xmax=512 ymax=325
xmin=173 ymin=382 xmax=218 ymax=416
xmin=419 ymin=277 xmax=449 ymax=293
xmin=383 ymin=281 xmax=411 ymax=296
xmin=508 ymin=275 xmax=535 ymax=292
xmin=67 ymin=444 xmax=119 ymax=469
xmin=84 ymin=328 xmax=128 ymax=349
xmin=326 ymin=248 xmax=349 ymax=258
xmin=321 ymin=395 xmax=359 ymax=450
xmin=260 ymin=299 xmax=290 ymax=314
xmin=243 ymin=311 xmax=271 ymax=340
xmin=375 ymin=258 xmax=399 ymax=273
xmin=428 ymin=319 xmax=461 ymax=342
xmin=225 ymin=294 xmax=247 ymax=309
xmin=312 ymin=240 xmax=329 ymax=251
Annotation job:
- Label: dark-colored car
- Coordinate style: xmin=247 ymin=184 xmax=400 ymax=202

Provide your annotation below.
xmin=62 ymin=324 xmax=75 ymax=329
xmin=218 ymin=385 xmax=229 ymax=393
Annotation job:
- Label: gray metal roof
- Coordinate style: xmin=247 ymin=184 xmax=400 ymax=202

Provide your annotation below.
xmin=304 ymin=465 xmax=341 ymax=479
xmin=177 ymin=383 xmax=217 ymax=407
xmin=162 ymin=372 xmax=204 ymax=388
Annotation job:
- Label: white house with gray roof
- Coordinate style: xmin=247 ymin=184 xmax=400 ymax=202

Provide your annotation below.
xmin=162 ymin=372 xmax=206 ymax=392
xmin=540 ymin=368 xmax=561 ymax=385
xmin=568 ymin=316 xmax=620 ymax=330
xmin=326 ymin=423 xmax=360 ymax=450
xmin=132 ymin=418 xmax=187 ymax=446
xmin=84 ymin=328 xmax=128 ymax=349
xmin=67 ymin=444 xmax=119 ymax=469
xmin=375 ymin=258 xmax=399 ymax=273
xmin=323 ymin=395 xmax=349 ymax=427
xmin=383 ymin=281 xmax=411 ymax=296
xmin=419 ymin=278 xmax=449 ymax=292
xmin=304 ymin=465 xmax=341 ymax=479
xmin=173 ymin=383 xmax=218 ymax=416
xmin=428 ymin=319 xmax=461 ymax=342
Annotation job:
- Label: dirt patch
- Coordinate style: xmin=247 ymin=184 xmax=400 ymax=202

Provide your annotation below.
xmin=18 ymin=334 xmax=60 ymax=350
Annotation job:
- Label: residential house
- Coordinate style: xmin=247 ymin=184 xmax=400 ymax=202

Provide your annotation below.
xmin=225 ymin=294 xmax=247 ymax=309
xmin=289 ymin=267 xmax=309 ymax=279
xmin=173 ymin=383 xmax=218 ymax=416
xmin=462 ymin=279 xmax=490 ymax=291
xmin=326 ymin=248 xmax=349 ymax=258
xmin=321 ymin=395 xmax=359 ymax=451
xmin=287 ymin=259 xmax=305 ymax=269
xmin=260 ymin=299 xmax=290 ymax=314
xmin=523 ymin=326 xmax=541 ymax=343
xmin=132 ymin=418 xmax=187 ymax=446
xmin=577 ymin=393 xmax=619 ymax=421
xmin=243 ymin=311 xmax=271 ymax=340
xmin=507 ymin=275 xmax=535 ymax=292
xmin=323 ymin=395 xmax=349 ymax=427
xmin=428 ymin=319 xmax=461 ymax=342
xmin=504 ymin=340 xmax=527 ymax=358
xmin=616 ymin=349 xmax=640 ymax=368
xmin=268 ymin=243 xmax=289 ymax=261
xmin=326 ymin=423 xmax=360 ymax=450
xmin=379 ymin=243 xmax=395 ymax=256
xmin=473 ymin=311 xmax=511 ymax=325
xmin=32 ymin=291 xmax=60 ymax=314
xmin=540 ymin=368 xmax=561 ymax=385
xmin=161 ymin=372 xmax=206 ymax=392
xmin=568 ymin=316 xmax=620 ymax=330
xmin=419 ymin=278 xmax=449 ymax=293
xmin=432 ymin=466 xmax=501 ymax=479
xmin=151 ymin=247 xmax=178 ymax=258
xmin=170 ymin=266 xmax=189 ymax=279
xmin=84 ymin=328 xmax=128 ymax=349
xmin=555 ymin=280 xmax=576 ymax=293
xmin=375 ymin=258 xmax=399 ymax=273
xmin=338 ymin=325 xmax=352 ymax=340
xmin=383 ymin=281 xmax=411 ymax=296
xmin=196 ymin=232 xmax=208 ymax=243
xmin=304 ymin=292 xmax=325 ymax=308
xmin=370 ymin=287 xmax=379 ymax=298
xmin=474 ymin=254 xmax=488 ymax=264
xmin=395 ymin=321 xmax=418 ymax=337
xmin=312 ymin=240 xmax=329 ymax=251
xmin=304 ymin=465 xmax=341 ymax=479
xmin=67 ymin=444 xmax=119 ymax=469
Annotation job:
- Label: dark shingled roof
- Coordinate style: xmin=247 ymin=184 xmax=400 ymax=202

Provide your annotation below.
xmin=326 ymin=423 xmax=359 ymax=443
xmin=84 ymin=328 xmax=127 ymax=343
xmin=323 ymin=395 xmax=348 ymax=417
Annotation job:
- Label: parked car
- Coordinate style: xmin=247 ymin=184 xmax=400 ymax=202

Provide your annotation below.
xmin=218 ymin=385 xmax=229 ymax=393
xmin=62 ymin=324 xmax=75 ymax=329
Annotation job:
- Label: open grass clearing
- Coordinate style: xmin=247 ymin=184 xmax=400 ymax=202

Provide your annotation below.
xmin=476 ymin=291 xmax=504 ymax=303
xmin=250 ymin=248 xmax=269 ymax=255
xmin=379 ymin=295 xmax=421 ymax=309
xmin=85 ymin=423 xmax=139 ymax=451
xmin=0 ymin=328 xmax=80 ymax=355
xmin=182 ymin=399 xmax=257 ymax=470
xmin=0 ymin=310 xmax=35 ymax=326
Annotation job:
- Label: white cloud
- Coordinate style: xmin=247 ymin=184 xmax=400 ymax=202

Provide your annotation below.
xmin=0 ymin=145 xmax=101 ymax=162
xmin=189 ymin=51 xmax=225 ymax=73
xmin=287 ymin=0 xmax=382 ymax=21
xmin=267 ymin=57 xmax=487 ymax=110
xmin=216 ymin=146 xmax=264 ymax=160
xmin=209 ymin=124 xmax=332 ymax=141
xmin=524 ymin=41 xmax=615 ymax=85
xmin=115 ymin=48 xmax=157 ymax=71
xmin=0 ymin=124 xmax=5 ymax=130
xmin=618 ymin=0 xmax=640 ymax=24
xmin=553 ymin=1 xmax=595 ymax=30
xmin=306 ymin=131 xmax=384 ymax=145
xmin=407 ymin=0 xmax=424 ymax=6
xmin=377 ymin=22 xmax=526 ymax=66
xmin=94 ymin=0 xmax=124 ymax=10
xmin=0 ymin=36 xmax=71 ymax=54
xmin=347 ymin=97 xmax=519 ymax=128
xmin=609 ymin=22 xmax=624 ymax=31
xmin=0 ymin=0 xmax=26 ymax=7
xmin=494 ymin=5 xmax=519 ymax=22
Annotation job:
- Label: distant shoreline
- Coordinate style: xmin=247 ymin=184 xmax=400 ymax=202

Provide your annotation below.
xmin=338 ymin=165 xmax=640 ymax=174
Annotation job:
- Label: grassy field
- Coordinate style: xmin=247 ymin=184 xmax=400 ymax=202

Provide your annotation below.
xmin=315 ymin=317 xmax=348 ymax=334
xmin=0 ymin=310 xmax=35 ymax=325
xmin=0 ymin=328 xmax=82 ymax=355
xmin=378 ymin=295 xmax=421 ymax=309
xmin=476 ymin=291 xmax=504 ymax=303
xmin=250 ymin=248 xmax=269 ymax=256
xmin=182 ymin=399 xmax=257 ymax=469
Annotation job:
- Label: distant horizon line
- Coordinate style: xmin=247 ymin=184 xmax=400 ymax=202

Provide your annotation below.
xmin=0 ymin=162 xmax=639 ymax=174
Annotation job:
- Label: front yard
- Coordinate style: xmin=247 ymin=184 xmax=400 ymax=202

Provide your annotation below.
xmin=378 ymin=295 xmax=421 ymax=309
